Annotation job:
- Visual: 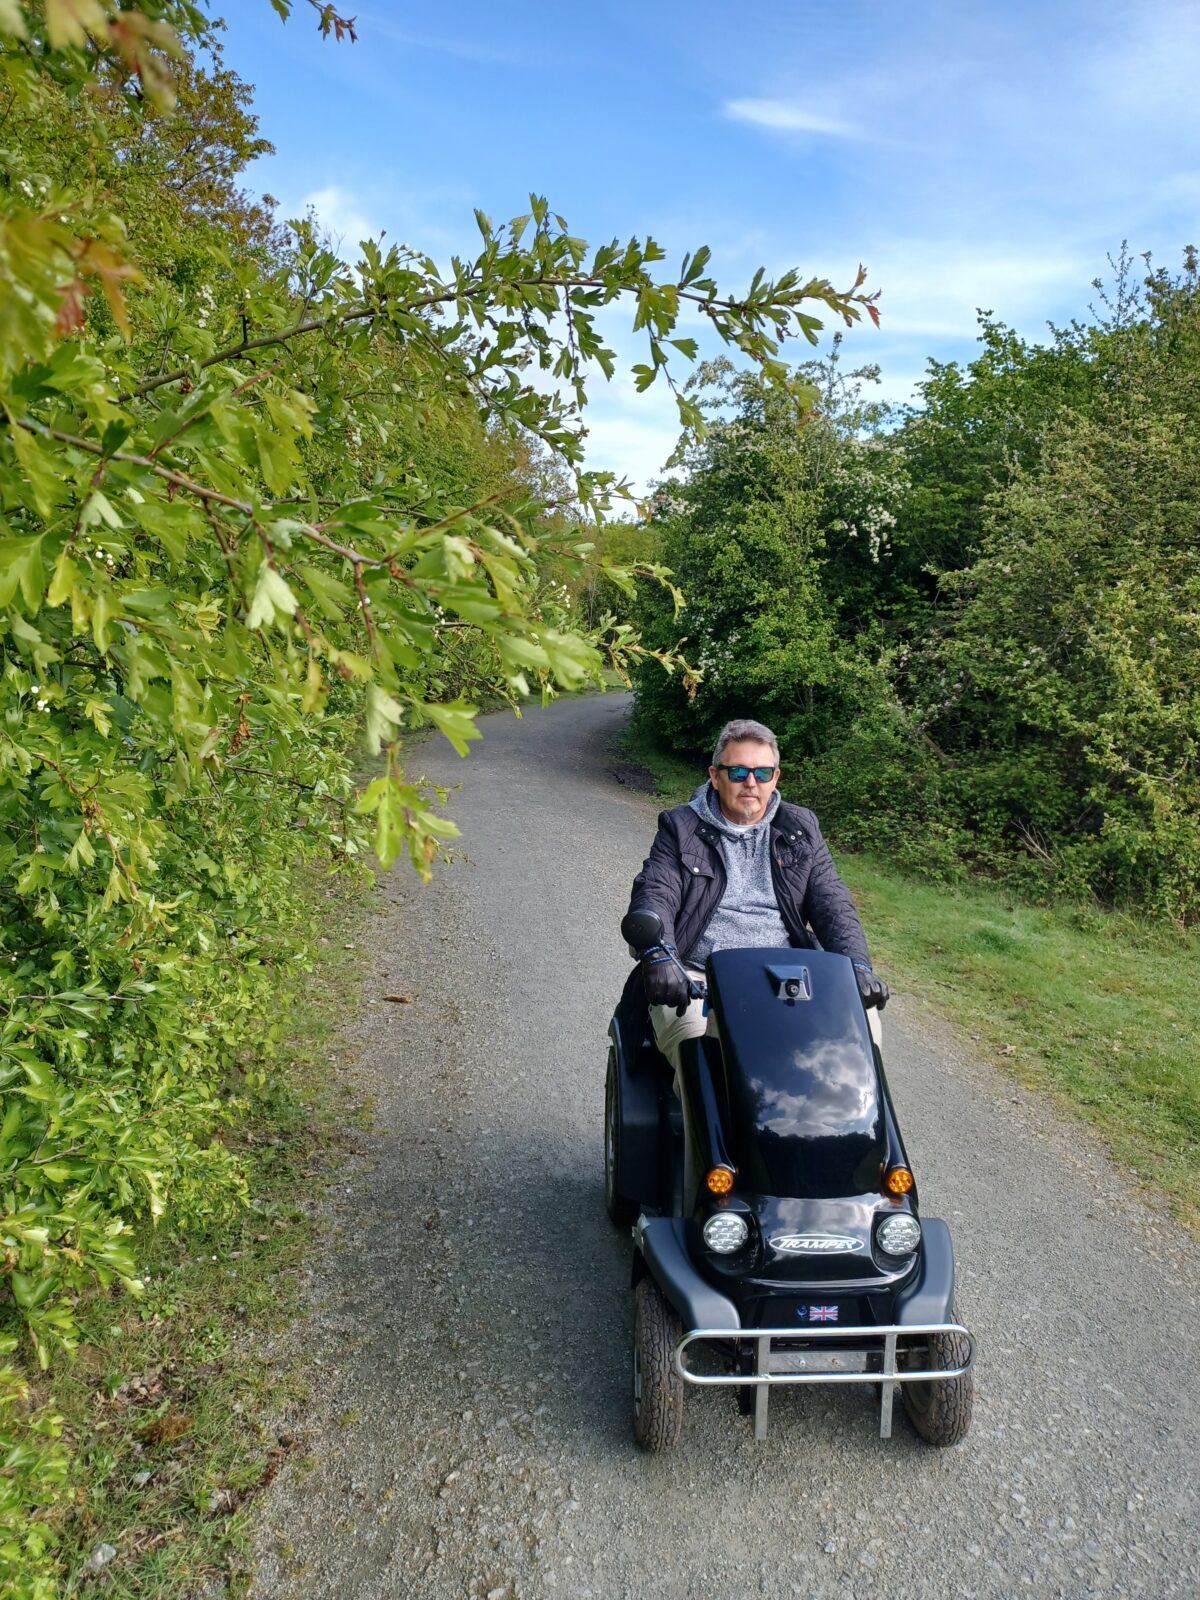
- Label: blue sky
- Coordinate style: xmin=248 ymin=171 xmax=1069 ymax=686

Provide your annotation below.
xmin=220 ymin=0 xmax=1200 ymax=491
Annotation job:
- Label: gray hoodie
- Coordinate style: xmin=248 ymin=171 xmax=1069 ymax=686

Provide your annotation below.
xmin=684 ymin=782 xmax=790 ymax=968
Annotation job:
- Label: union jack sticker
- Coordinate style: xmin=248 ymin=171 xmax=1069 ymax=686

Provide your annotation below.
xmin=808 ymin=1304 xmax=839 ymax=1323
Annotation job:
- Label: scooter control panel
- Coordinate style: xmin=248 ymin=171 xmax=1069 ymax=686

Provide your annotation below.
xmin=764 ymin=963 xmax=812 ymax=1004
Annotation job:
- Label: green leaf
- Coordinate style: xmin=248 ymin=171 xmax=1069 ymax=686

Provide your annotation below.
xmin=421 ymin=700 xmax=481 ymax=758
xmin=34 ymin=1162 xmax=75 ymax=1183
xmin=364 ymin=682 xmax=404 ymax=754
xmin=46 ymin=551 xmax=78 ymax=608
xmin=264 ymin=387 xmax=314 ymax=441
xmin=16 ymin=1058 xmax=59 ymax=1100
xmin=9 ymin=423 xmax=62 ymax=518
xmin=82 ymin=490 xmax=122 ymax=530
xmin=438 ymin=584 xmax=503 ymax=625
xmin=0 ymin=537 xmax=44 ymax=610
xmin=0 ymin=0 xmax=28 ymax=39
xmin=11 ymin=1272 xmax=55 ymax=1311
xmin=45 ymin=0 xmax=108 ymax=49
xmin=257 ymin=424 xmax=297 ymax=495
xmin=65 ymin=826 xmax=97 ymax=873
xmin=297 ymin=563 xmax=352 ymax=622
xmin=127 ymin=495 xmax=199 ymax=564
xmin=8 ymin=610 xmax=58 ymax=675
xmin=83 ymin=696 xmax=112 ymax=735
xmin=245 ymin=563 xmax=298 ymax=630
xmin=354 ymin=774 xmax=410 ymax=870
xmin=329 ymin=648 xmax=372 ymax=679
xmin=90 ymin=586 xmax=115 ymax=653
xmin=498 ymin=634 xmax=551 ymax=671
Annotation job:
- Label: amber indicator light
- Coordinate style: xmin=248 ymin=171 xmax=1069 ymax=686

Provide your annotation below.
xmin=706 ymin=1167 xmax=735 ymax=1195
xmin=884 ymin=1166 xmax=914 ymax=1197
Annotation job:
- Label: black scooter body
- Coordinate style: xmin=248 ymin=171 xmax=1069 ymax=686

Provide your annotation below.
xmin=606 ymin=943 xmax=975 ymax=1446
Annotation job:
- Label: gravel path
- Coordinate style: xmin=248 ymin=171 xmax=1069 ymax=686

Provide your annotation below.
xmin=249 ymin=693 xmax=1199 ymax=1600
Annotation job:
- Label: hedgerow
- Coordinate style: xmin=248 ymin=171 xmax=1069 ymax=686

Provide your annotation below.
xmin=0 ymin=3 xmax=881 ymax=1589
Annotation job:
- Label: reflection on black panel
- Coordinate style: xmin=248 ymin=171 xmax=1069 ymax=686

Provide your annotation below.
xmin=706 ymin=948 xmax=884 ymax=1200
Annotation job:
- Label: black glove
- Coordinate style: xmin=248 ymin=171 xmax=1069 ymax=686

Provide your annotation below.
xmin=641 ymin=944 xmax=691 ymax=1017
xmin=853 ymin=960 xmax=889 ymax=1010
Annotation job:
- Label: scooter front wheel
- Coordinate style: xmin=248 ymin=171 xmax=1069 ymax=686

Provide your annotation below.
xmin=901 ymin=1297 xmax=974 ymax=1447
xmin=632 ymin=1277 xmax=684 ymax=1451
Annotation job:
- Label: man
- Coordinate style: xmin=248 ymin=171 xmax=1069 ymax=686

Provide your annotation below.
xmin=621 ymin=718 xmax=887 ymax=1070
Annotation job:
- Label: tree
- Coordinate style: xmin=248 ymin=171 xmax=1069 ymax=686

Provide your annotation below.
xmin=631 ymin=351 xmax=905 ymax=760
xmin=629 ymin=248 xmax=1200 ymax=918
xmin=889 ymin=314 xmax=1096 ymax=613
xmin=916 ymin=258 xmax=1200 ymax=917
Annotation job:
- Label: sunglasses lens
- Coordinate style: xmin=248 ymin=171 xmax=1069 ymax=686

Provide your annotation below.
xmin=722 ymin=765 xmax=776 ymax=781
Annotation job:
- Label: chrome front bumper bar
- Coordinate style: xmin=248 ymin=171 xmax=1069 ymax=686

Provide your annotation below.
xmin=673 ymin=1322 xmax=976 ymax=1440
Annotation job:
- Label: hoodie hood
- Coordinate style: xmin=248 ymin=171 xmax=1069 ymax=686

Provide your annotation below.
xmin=683 ymin=782 xmax=789 ymax=967
xmin=688 ymin=781 xmax=781 ymax=838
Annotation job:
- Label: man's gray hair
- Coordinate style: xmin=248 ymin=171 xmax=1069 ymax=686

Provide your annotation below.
xmin=712 ymin=718 xmax=780 ymax=767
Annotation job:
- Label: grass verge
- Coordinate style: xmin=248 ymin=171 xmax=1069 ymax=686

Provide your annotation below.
xmin=616 ymin=715 xmax=1200 ymax=1229
xmin=35 ymin=868 xmax=374 ymax=1598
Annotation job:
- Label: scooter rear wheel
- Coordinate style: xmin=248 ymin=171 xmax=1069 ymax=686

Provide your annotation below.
xmin=901 ymin=1297 xmax=973 ymax=1447
xmin=632 ymin=1278 xmax=684 ymax=1451
xmin=604 ymin=1047 xmax=638 ymax=1227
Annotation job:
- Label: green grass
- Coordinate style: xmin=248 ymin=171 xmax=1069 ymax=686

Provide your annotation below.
xmin=841 ymin=857 xmax=1199 ymax=1227
xmin=39 ymin=870 xmax=375 ymax=1598
xmin=615 ymin=716 xmax=700 ymax=801
xmin=616 ymin=717 xmax=1200 ymax=1227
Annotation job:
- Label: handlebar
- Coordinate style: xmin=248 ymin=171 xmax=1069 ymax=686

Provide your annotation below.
xmin=632 ymin=940 xmax=707 ymax=1003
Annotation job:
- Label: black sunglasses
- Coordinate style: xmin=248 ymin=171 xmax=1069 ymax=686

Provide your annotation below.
xmin=716 ymin=764 xmax=778 ymax=782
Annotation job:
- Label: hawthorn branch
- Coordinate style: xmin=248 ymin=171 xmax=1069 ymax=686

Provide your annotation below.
xmin=67 ymin=458 xmax=110 ymax=553
xmin=123 ymin=272 xmax=878 ymax=402
xmin=0 ymin=992 xmax=145 ymax=1015
xmin=221 ymin=764 xmax=318 ymax=792
xmin=23 ymin=418 xmax=261 ymax=515
xmin=30 ymin=1145 xmax=85 ymax=1165
xmin=147 ymin=364 xmax=282 ymax=461
xmin=351 ymin=560 xmax=378 ymax=658
xmin=202 ymin=501 xmax=245 ymax=605
xmin=18 ymin=420 xmax=498 ymax=574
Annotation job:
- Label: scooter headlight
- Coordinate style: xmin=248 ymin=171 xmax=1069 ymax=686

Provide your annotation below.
xmin=876 ymin=1213 xmax=921 ymax=1258
xmin=702 ymin=1212 xmax=749 ymax=1254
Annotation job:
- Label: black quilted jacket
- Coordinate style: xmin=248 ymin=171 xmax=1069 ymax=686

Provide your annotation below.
xmin=616 ymin=796 xmax=871 ymax=1032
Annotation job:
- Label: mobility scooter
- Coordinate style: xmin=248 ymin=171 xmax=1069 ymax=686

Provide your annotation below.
xmin=605 ymin=911 xmax=975 ymax=1449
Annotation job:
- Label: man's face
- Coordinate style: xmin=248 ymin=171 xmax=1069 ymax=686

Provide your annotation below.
xmin=708 ymin=739 xmax=780 ymax=826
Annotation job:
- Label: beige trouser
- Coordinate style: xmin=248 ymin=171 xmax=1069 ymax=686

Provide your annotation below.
xmin=648 ymin=970 xmax=714 ymax=1076
xmin=650 ymin=968 xmax=883 ymax=1077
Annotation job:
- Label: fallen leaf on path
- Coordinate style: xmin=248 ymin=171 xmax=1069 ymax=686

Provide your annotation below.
xmin=382 ymin=994 xmax=412 ymax=1003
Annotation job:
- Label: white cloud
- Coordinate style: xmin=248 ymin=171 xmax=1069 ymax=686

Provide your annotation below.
xmin=277 ymin=181 xmax=475 ymax=262
xmin=723 ymin=98 xmax=860 ymax=139
xmin=296 ymin=185 xmax=382 ymax=256
xmin=354 ymin=5 xmax=526 ymax=65
xmin=863 ymin=238 xmax=1091 ymax=343
xmin=580 ymin=408 xmax=683 ymax=502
